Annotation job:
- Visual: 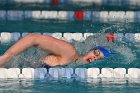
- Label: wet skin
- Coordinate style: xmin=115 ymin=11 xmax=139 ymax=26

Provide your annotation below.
xmin=0 ymin=34 xmax=105 ymax=67
xmin=81 ymin=50 xmax=104 ymax=63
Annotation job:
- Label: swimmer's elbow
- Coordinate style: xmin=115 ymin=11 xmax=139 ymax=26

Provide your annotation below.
xmin=25 ymin=34 xmax=44 ymax=45
xmin=25 ymin=33 xmax=39 ymax=38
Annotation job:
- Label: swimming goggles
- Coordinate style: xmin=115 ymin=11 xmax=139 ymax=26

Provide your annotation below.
xmin=93 ymin=49 xmax=100 ymax=57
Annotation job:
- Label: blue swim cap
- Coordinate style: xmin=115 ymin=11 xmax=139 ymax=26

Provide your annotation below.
xmin=90 ymin=46 xmax=111 ymax=58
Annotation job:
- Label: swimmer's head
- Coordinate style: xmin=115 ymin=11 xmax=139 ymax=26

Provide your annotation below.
xmin=82 ymin=46 xmax=111 ymax=63
xmin=90 ymin=46 xmax=111 ymax=58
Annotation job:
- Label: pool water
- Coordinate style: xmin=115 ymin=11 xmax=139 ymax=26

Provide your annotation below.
xmin=0 ymin=1 xmax=140 ymax=93
xmin=0 ymin=21 xmax=140 ymax=92
xmin=0 ymin=79 xmax=140 ymax=93
xmin=0 ymin=20 xmax=140 ymax=69
xmin=0 ymin=20 xmax=140 ymax=92
xmin=1 ymin=21 xmax=140 ymax=33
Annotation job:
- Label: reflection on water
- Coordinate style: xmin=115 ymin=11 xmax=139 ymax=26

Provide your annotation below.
xmin=0 ymin=79 xmax=140 ymax=93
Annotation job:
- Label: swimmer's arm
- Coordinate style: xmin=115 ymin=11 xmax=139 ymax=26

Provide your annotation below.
xmin=0 ymin=34 xmax=40 ymax=65
xmin=0 ymin=34 xmax=55 ymax=65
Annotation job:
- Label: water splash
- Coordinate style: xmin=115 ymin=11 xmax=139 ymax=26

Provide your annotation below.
xmin=3 ymin=33 xmax=137 ymax=68
xmin=4 ymin=47 xmax=48 ymax=68
xmin=2 ymin=33 xmax=137 ymax=68
xmin=73 ymin=33 xmax=136 ymax=65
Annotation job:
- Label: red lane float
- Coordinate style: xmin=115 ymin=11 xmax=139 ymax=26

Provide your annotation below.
xmin=106 ymin=32 xmax=114 ymax=42
xmin=75 ymin=11 xmax=84 ymax=21
xmin=51 ymin=0 xmax=59 ymax=6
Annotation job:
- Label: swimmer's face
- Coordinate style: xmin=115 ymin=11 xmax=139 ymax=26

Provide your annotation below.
xmin=83 ymin=49 xmax=104 ymax=63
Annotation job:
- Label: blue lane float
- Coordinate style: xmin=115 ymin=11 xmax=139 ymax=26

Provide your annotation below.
xmin=34 ymin=68 xmax=47 ymax=79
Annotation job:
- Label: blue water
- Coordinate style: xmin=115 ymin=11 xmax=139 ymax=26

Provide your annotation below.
xmin=0 ymin=79 xmax=140 ymax=93
xmin=0 ymin=20 xmax=140 ymax=93
xmin=0 ymin=20 xmax=140 ymax=69
xmin=0 ymin=1 xmax=140 ymax=93
xmin=0 ymin=0 xmax=140 ymax=11
xmin=0 ymin=21 xmax=140 ymax=33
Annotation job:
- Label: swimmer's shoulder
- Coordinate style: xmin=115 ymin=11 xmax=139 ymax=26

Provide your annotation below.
xmin=58 ymin=52 xmax=78 ymax=66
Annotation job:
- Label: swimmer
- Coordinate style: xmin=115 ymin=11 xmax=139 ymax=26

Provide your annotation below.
xmin=0 ymin=34 xmax=111 ymax=67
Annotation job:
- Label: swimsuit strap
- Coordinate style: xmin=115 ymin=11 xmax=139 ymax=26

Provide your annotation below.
xmin=41 ymin=64 xmax=52 ymax=70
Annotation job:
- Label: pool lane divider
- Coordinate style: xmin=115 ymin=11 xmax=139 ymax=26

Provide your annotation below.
xmin=0 ymin=10 xmax=140 ymax=22
xmin=75 ymin=11 xmax=84 ymax=21
xmin=0 ymin=68 xmax=140 ymax=79
xmin=1 ymin=0 xmax=140 ymax=8
xmin=0 ymin=32 xmax=140 ymax=43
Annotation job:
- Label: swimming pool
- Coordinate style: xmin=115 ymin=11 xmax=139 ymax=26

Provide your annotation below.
xmin=0 ymin=0 xmax=140 ymax=93
xmin=0 ymin=78 xmax=140 ymax=93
